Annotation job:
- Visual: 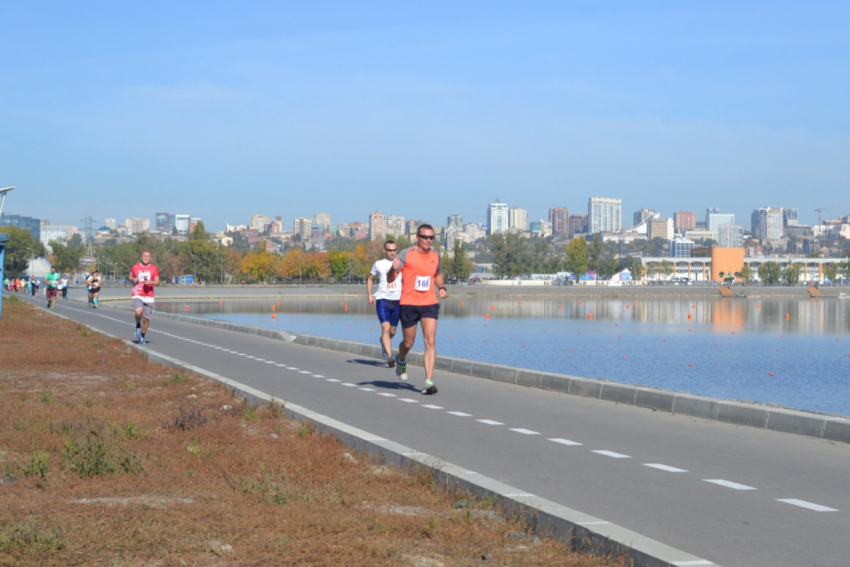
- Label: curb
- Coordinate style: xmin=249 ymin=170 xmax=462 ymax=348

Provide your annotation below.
xmin=149 ymin=308 xmax=850 ymax=446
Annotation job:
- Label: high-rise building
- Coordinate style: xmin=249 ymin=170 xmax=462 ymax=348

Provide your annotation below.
xmin=250 ymin=214 xmax=270 ymax=232
xmin=705 ymin=208 xmax=735 ymax=232
xmin=568 ymin=214 xmax=588 ymax=237
xmin=674 ymin=211 xmax=696 ymax=232
xmin=670 ymin=237 xmax=696 ymax=258
xmin=647 ymin=218 xmax=673 ymax=241
xmin=1 ymin=213 xmax=42 ymax=241
xmin=105 ymin=218 xmax=118 ymax=230
xmin=155 ymin=213 xmax=171 ymax=232
xmin=314 ymin=212 xmax=331 ymax=230
xmin=509 ymin=207 xmax=528 ymax=232
xmin=752 ymin=207 xmax=784 ymax=243
xmin=633 ymin=208 xmax=656 ymax=227
xmin=189 ymin=217 xmax=202 ymax=234
xmin=385 ymin=215 xmax=405 ymax=239
xmin=447 ymin=214 xmax=463 ymax=230
xmin=588 ymin=197 xmax=622 ymax=234
xmin=487 ymin=199 xmax=509 ymax=235
xmin=530 ymin=219 xmax=552 ymax=238
xmin=548 ymin=207 xmax=569 ymax=236
xmin=718 ymin=224 xmax=744 ymax=248
xmin=368 ymin=211 xmax=385 ymax=241
xmin=174 ymin=214 xmax=190 ymax=235
xmin=124 ymin=218 xmax=150 ymax=235
xmin=293 ymin=217 xmax=312 ymax=241
xmin=783 ymin=208 xmax=799 ymax=227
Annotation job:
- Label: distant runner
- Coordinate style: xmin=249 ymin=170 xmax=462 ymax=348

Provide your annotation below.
xmin=387 ymin=224 xmax=447 ymax=395
xmin=59 ymin=274 xmax=69 ymax=300
xmin=366 ymin=240 xmax=402 ymax=367
xmin=44 ymin=266 xmax=60 ymax=310
xmin=129 ymin=250 xmax=160 ymax=345
xmin=86 ymin=271 xmax=102 ymax=308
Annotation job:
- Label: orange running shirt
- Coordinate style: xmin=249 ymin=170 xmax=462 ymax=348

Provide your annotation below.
xmin=397 ymin=247 xmax=442 ymax=306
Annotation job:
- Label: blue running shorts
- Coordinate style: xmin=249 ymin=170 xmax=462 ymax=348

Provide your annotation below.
xmin=376 ymin=299 xmax=401 ymax=327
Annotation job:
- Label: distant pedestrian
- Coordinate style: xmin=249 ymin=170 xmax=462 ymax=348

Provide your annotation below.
xmin=59 ymin=275 xmax=69 ymax=300
xmin=129 ymin=250 xmax=160 ymax=345
xmin=86 ymin=271 xmax=102 ymax=308
xmin=387 ymin=224 xmax=447 ymax=395
xmin=44 ymin=266 xmax=60 ymax=310
xmin=367 ymin=240 xmax=402 ymax=367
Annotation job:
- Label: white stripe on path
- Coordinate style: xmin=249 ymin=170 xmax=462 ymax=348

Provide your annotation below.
xmin=422 ymin=405 xmax=443 ymax=409
xmin=703 ymin=479 xmax=756 ymax=490
xmin=777 ymin=499 xmax=838 ymax=512
xmin=644 ymin=463 xmax=688 ymax=473
xmin=448 ymin=411 xmax=472 ymax=417
xmin=549 ymin=438 xmax=583 ymax=446
xmin=510 ymin=428 xmax=540 ymax=435
xmin=477 ymin=419 xmax=503 ymax=425
xmin=592 ymin=450 xmax=630 ymax=459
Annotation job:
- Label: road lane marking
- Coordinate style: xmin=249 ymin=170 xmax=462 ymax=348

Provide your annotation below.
xmin=674 ymin=561 xmax=715 ymax=566
xmin=398 ymin=398 xmax=418 ymax=403
xmin=477 ymin=419 xmax=503 ymax=425
xmin=510 ymin=428 xmax=540 ymax=435
xmin=703 ymin=479 xmax=756 ymax=490
xmin=549 ymin=438 xmax=583 ymax=446
xmin=287 ymin=367 xmax=299 ymax=370
xmin=644 ymin=463 xmax=688 ymax=473
xmin=359 ymin=388 xmax=376 ymax=392
xmin=593 ymin=450 xmax=630 ymax=459
xmin=448 ymin=411 xmax=472 ymax=417
xmin=326 ymin=379 xmax=340 ymax=382
xmin=421 ymin=405 xmax=444 ymax=409
xmin=342 ymin=383 xmax=357 ymax=387
xmin=777 ymin=499 xmax=838 ymax=512
xmin=378 ymin=393 xmax=397 ymax=397
xmin=313 ymin=374 xmax=325 ymax=378
xmin=275 ymin=364 xmax=287 ymax=367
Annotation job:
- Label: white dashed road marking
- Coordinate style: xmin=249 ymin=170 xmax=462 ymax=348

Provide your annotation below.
xmin=644 ymin=463 xmax=688 ymax=473
xmin=398 ymin=398 xmax=418 ymax=403
xmin=421 ymin=405 xmax=444 ymax=409
xmin=359 ymin=388 xmax=376 ymax=392
xmin=313 ymin=374 xmax=325 ymax=378
xmin=777 ymin=499 xmax=838 ymax=512
xmin=477 ymin=419 xmax=504 ymax=425
xmin=342 ymin=383 xmax=357 ymax=387
xmin=378 ymin=393 xmax=396 ymax=397
xmin=448 ymin=411 xmax=472 ymax=417
xmin=510 ymin=428 xmax=540 ymax=435
xmin=593 ymin=450 xmax=631 ymax=459
xmin=326 ymin=379 xmax=340 ymax=382
xmin=549 ymin=438 xmax=583 ymax=446
xmin=704 ymin=479 xmax=756 ymax=490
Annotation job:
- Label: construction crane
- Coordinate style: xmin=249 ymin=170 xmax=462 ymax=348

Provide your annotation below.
xmin=814 ymin=206 xmax=836 ymax=227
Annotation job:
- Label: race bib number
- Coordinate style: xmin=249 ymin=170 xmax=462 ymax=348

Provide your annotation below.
xmin=414 ymin=276 xmax=431 ymax=292
xmin=386 ymin=281 xmax=397 ymax=291
xmin=138 ymin=270 xmax=151 ymax=282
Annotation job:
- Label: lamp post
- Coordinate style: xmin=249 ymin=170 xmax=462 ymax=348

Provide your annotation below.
xmin=0 ymin=187 xmax=16 ymax=318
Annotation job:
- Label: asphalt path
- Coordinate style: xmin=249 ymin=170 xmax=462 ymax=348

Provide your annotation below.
xmin=30 ymin=295 xmax=850 ymax=567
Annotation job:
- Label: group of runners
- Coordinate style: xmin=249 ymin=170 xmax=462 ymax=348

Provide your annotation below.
xmin=4 ymin=272 xmax=69 ymax=305
xmin=367 ymin=224 xmax=447 ymax=396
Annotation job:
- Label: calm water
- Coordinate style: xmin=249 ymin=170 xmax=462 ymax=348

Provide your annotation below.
xmin=158 ymin=297 xmax=850 ymax=417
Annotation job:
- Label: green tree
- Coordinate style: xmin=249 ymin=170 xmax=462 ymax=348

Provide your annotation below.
xmin=740 ymin=264 xmax=754 ymax=283
xmin=49 ymin=239 xmax=84 ymax=273
xmin=565 ymin=236 xmax=589 ymax=277
xmin=328 ymin=250 xmax=352 ymax=281
xmin=758 ymin=261 xmax=782 ymax=285
xmin=626 ymin=257 xmax=643 ymax=280
xmin=0 ymin=226 xmax=46 ymax=277
xmin=822 ymin=263 xmax=838 ymax=283
xmin=451 ymin=240 xmax=473 ymax=282
xmin=489 ymin=232 xmax=529 ymax=277
xmin=783 ymin=262 xmax=803 ymax=286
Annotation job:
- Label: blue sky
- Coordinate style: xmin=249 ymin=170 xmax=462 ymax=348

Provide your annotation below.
xmin=2 ymin=1 xmax=848 ymax=232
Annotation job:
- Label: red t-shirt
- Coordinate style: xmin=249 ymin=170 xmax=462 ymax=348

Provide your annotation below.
xmin=130 ymin=263 xmax=159 ymax=299
xmin=397 ymin=247 xmax=442 ymax=306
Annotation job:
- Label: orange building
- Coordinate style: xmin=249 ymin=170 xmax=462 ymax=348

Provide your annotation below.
xmin=710 ymin=248 xmax=745 ymax=281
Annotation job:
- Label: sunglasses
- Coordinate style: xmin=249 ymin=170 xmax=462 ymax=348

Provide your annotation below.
xmin=385 ymin=248 xmax=397 ymax=252
xmin=417 ymin=234 xmax=435 ymax=240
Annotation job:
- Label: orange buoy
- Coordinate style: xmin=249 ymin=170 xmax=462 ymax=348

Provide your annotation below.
xmin=491 ymin=304 xmax=495 ymax=310
xmin=692 ymin=304 xmax=696 ymax=309
xmin=519 ymin=301 xmax=522 ymax=306
xmin=340 ymin=300 xmax=344 ymax=305
xmin=185 ymin=305 xmax=190 ymax=311
xmin=272 ymin=313 xmax=276 ymax=319
xmin=578 ymin=301 xmax=581 ymax=305
xmin=623 ymin=355 xmax=627 ymax=359
xmin=785 ymin=313 xmax=790 ymax=319
xmin=757 ymin=304 xmax=760 ymax=309
xmin=272 ymin=305 xmax=275 ymax=311
xmin=769 ymin=371 xmax=774 ymax=376
xmin=277 ymin=301 xmax=280 ymax=306
xmin=626 ymin=304 xmax=630 ymax=309
xmin=588 ymin=313 xmax=593 ymax=319
xmin=485 ymin=313 xmax=490 ymax=319
xmin=219 ymin=301 xmax=223 ymax=306
xmin=461 ymin=300 xmax=464 ymax=306
xmin=688 ymin=363 xmax=694 ymax=367
xmin=344 ymin=305 xmax=348 ymax=311
xmin=559 ymin=304 xmax=563 ymax=309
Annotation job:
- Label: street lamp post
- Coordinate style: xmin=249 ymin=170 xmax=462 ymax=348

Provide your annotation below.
xmin=0 ymin=187 xmax=16 ymax=318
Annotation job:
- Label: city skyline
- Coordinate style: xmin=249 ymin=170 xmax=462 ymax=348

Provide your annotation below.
xmin=2 ymin=2 xmax=848 ymax=229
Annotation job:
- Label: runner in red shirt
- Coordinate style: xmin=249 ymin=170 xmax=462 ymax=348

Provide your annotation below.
xmin=387 ymin=224 xmax=447 ymax=395
xmin=128 ymin=250 xmax=160 ymax=345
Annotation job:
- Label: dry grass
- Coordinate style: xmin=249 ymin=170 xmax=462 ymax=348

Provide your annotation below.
xmin=0 ymin=298 xmax=627 ymax=566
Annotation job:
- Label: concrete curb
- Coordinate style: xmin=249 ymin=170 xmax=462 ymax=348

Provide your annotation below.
xmin=146 ymin=307 xmax=850 ymax=445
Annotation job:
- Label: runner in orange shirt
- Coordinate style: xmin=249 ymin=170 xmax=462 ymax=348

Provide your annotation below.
xmin=387 ymin=224 xmax=447 ymax=395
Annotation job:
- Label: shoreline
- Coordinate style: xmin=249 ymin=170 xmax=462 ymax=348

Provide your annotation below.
xmin=84 ymin=282 xmax=848 ymax=303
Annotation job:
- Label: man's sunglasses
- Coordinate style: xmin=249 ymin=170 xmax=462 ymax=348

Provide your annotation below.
xmin=417 ymin=234 xmax=435 ymax=240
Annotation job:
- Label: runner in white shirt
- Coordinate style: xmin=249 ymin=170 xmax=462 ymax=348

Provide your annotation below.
xmin=366 ymin=240 xmax=402 ymax=367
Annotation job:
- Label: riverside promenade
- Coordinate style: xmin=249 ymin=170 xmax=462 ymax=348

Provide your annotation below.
xmin=36 ymin=284 xmax=850 ymax=567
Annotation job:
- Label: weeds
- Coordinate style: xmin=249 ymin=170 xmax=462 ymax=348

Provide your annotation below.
xmin=262 ymin=397 xmax=284 ymax=418
xmin=0 ymin=523 xmax=64 ymax=553
xmin=39 ymin=390 xmax=56 ymax=404
xmin=76 ymin=324 xmax=90 ymax=337
xmin=166 ymin=371 xmax=187 ymax=385
xmin=21 ymin=449 xmax=50 ymax=488
xmin=231 ymin=464 xmax=302 ymax=506
xmin=168 ymin=407 xmax=207 ymax=431
xmin=62 ymin=419 xmax=143 ymax=478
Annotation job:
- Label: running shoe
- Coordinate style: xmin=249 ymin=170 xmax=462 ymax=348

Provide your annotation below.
xmin=386 ymin=356 xmax=395 ymax=368
xmin=138 ymin=337 xmax=146 ymax=345
xmin=395 ymin=355 xmax=407 ymax=381
xmin=421 ymin=380 xmax=438 ymax=395
xmin=135 ymin=328 xmax=142 ymax=342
